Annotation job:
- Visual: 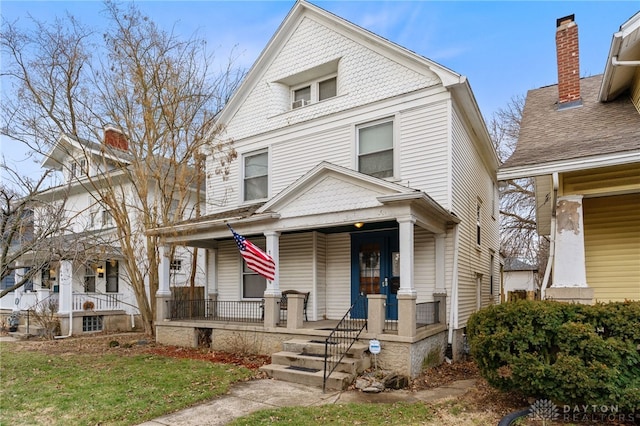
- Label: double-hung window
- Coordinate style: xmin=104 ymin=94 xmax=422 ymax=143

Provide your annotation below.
xmin=291 ymin=75 xmax=337 ymax=109
xmin=84 ymin=266 xmax=96 ymax=292
xmin=243 ymin=151 xmax=268 ymax=202
xmin=357 ymin=119 xmax=394 ymax=178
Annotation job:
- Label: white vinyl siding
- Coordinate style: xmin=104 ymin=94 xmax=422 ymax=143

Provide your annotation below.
xmin=414 ymin=228 xmax=436 ymax=301
xmin=217 ymin=240 xmax=243 ymax=300
xmin=399 ymin=100 xmax=450 ymax=208
xmin=279 ymin=233 xmax=314 ymax=293
xmin=583 ymin=194 xmax=640 ymax=302
xmin=325 ymin=233 xmax=351 ymax=319
xmin=451 ymin=107 xmax=500 ymax=326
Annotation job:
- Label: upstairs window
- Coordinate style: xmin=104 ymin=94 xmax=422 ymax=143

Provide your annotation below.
xmin=476 ymin=200 xmax=482 ymax=246
xmin=357 ymin=119 xmax=394 ymax=178
xmin=291 ymin=74 xmax=337 ymax=109
xmin=243 ymin=151 xmax=268 ymax=202
xmin=70 ymin=159 xmax=88 ymax=179
xmin=102 ymin=210 xmax=113 ymax=227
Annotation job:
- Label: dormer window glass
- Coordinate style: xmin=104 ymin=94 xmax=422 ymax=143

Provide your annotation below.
xmin=319 ymin=77 xmax=337 ymax=101
xmin=292 ymin=86 xmax=311 ymax=109
xmin=70 ymin=159 xmax=88 ymax=179
xmin=291 ymin=74 xmax=337 ymax=109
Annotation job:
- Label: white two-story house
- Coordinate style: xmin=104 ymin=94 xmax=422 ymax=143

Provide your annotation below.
xmin=151 ymin=0 xmax=499 ymax=384
xmin=2 ymin=126 xmax=205 ymax=336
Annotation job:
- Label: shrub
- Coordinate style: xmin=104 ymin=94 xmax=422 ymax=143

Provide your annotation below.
xmin=467 ymin=300 xmax=640 ymax=411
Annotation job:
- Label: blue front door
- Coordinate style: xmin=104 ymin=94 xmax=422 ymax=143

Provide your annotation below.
xmin=351 ymin=230 xmax=399 ymax=320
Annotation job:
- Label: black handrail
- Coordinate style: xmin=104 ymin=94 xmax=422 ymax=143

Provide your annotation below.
xmin=322 ymin=295 xmax=367 ymax=392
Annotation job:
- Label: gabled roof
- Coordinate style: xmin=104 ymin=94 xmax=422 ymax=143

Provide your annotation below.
xmin=504 ymin=257 xmax=537 ymax=272
xmin=499 ymin=75 xmax=640 ymax=178
xmin=41 ymin=132 xmax=131 ymax=171
xmin=600 ymin=11 xmax=640 ymax=102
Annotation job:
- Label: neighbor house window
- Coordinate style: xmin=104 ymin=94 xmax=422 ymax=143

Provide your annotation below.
xmin=83 ymin=315 xmax=103 ymax=332
xmin=489 ymin=254 xmax=495 ymax=296
xmin=102 ymin=210 xmax=113 ymax=227
xmin=243 ymin=151 xmax=268 ymax=201
xmin=106 ymin=261 xmax=118 ymax=293
xmin=357 ymin=119 xmax=394 ymax=178
xmin=291 ymin=74 xmax=337 ymax=109
xmin=84 ymin=266 xmax=96 ymax=293
xmin=170 ymin=258 xmax=182 ymax=272
xmin=1 ymin=271 xmax=15 ymax=291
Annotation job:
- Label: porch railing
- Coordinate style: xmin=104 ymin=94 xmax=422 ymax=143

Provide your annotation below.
xmin=416 ymin=301 xmax=440 ymax=326
xmin=323 ymin=295 xmax=367 ymax=392
xmin=167 ymin=299 xmax=263 ymax=324
xmin=72 ymin=293 xmax=122 ymax=311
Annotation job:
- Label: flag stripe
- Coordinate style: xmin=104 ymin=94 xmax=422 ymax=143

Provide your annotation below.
xmin=228 ymin=225 xmax=276 ymax=281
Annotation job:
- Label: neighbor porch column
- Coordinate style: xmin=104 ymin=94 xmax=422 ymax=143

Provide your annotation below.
xmin=397 ymin=216 xmax=417 ymax=338
xmin=156 ymin=245 xmax=172 ymax=321
xmin=57 ymin=260 xmax=73 ymax=314
xmin=263 ymin=231 xmax=281 ymax=328
xmin=548 ymin=195 xmax=593 ymax=304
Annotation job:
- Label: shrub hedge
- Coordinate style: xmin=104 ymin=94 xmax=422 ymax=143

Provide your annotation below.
xmin=467 ymin=300 xmax=640 ymax=411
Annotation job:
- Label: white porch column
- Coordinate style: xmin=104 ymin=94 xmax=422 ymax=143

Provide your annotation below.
xmin=435 ymin=234 xmax=446 ymax=293
xmin=156 ymin=245 xmax=172 ymax=321
xmin=264 ymin=231 xmax=281 ymax=296
xmin=57 ymin=260 xmax=73 ymax=314
xmin=206 ymin=248 xmax=218 ymax=301
xmin=397 ymin=216 xmax=416 ymax=297
xmin=548 ymin=195 xmax=593 ymax=304
xmin=552 ymin=195 xmax=588 ymax=287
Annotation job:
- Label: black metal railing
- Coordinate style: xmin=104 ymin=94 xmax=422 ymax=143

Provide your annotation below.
xmin=323 ymin=295 xmax=367 ymax=392
xmin=416 ymin=301 xmax=440 ymax=326
xmin=384 ymin=302 xmax=398 ymax=331
xmin=167 ymin=299 xmax=263 ymax=324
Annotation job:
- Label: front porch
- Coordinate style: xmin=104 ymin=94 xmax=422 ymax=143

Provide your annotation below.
xmin=155 ymin=294 xmax=447 ymax=381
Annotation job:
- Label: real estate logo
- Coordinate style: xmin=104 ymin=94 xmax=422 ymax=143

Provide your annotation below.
xmin=529 ymin=399 xmax=560 ymax=422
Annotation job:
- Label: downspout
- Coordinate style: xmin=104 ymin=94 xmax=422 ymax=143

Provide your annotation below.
xmin=540 ymin=172 xmax=559 ymax=299
xmin=55 ymin=309 xmax=72 ymax=339
xmin=446 ymin=223 xmax=460 ymax=361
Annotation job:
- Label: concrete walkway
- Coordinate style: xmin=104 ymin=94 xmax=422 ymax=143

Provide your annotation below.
xmin=138 ymin=378 xmax=476 ymax=426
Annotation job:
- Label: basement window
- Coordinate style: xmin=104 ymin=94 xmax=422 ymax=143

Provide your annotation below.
xmin=83 ymin=315 xmax=103 ymax=332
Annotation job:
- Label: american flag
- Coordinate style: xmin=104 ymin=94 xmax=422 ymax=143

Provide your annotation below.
xmin=228 ymin=224 xmax=275 ymax=281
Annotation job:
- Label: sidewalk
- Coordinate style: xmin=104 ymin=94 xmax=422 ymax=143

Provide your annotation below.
xmin=138 ymin=377 xmax=476 ymax=426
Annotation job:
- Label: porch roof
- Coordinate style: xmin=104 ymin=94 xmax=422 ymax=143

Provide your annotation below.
xmin=149 ymin=162 xmax=459 ymax=248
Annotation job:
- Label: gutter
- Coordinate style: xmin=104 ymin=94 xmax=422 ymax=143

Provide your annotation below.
xmin=540 ymin=172 xmax=559 ymax=298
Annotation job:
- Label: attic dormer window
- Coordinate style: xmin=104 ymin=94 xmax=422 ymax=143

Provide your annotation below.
xmin=70 ymin=159 xmax=88 ymax=179
xmin=291 ymin=75 xmax=337 ymax=109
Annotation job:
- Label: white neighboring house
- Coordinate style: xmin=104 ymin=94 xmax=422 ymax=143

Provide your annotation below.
xmin=1 ymin=126 xmax=205 ymax=336
xmin=150 ymin=0 xmax=500 ymax=380
xmin=502 ymin=258 xmax=538 ymax=301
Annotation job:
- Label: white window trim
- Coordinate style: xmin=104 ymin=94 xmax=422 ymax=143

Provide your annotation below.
xmin=354 ymin=115 xmax=399 ymax=180
xmin=290 ymin=72 xmax=337 ymax=109
xmin=476 ymin=198 xmax=482 ymax=249
xmin=241 ymin=149 xmax=270 ymax=204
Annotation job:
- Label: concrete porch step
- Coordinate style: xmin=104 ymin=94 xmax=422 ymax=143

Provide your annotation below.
xmin=271 ymin=351 xmax=360 ymax=375
xmin=283 ymin=338 xmax=369 ymax=358
xmin=259 ymin=363 xmax=353 ymax=391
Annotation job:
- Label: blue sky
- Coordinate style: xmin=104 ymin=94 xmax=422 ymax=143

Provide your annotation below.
xmin=1 ymin=1 xmax=638 ymax=182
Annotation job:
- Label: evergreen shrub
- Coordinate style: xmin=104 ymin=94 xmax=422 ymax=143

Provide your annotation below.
xmin=467 ymin=300 xmax=640 ymax=411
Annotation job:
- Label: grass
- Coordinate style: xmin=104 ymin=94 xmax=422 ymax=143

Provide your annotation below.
xmin=227 ymin=402 xmax=436 ymax=425
xmin=0 ymin=342 xmax=253 ymax=426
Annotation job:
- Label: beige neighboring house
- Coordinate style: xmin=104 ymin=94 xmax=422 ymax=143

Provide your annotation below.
xmin=498 ymin=13 xmax=640 ymax=304
xmin=150 ymin=0 xmax=500 ymax=387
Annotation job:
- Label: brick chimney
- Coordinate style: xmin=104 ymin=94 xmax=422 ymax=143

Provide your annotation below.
xmin=103 ymin=125 xmax=128 ymax=151
xmin=556 ymin=14 xmax=581 ymax=108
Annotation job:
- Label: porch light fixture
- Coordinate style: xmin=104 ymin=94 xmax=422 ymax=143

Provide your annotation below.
xmin=354 ymin=222 xmax=364 ymax=229
xmin=96 ymin=266 xmax=105 ymax=274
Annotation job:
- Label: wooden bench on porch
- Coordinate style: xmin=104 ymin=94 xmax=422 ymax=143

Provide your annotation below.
xmin=280 ymin=290 xmax=310 ymax=321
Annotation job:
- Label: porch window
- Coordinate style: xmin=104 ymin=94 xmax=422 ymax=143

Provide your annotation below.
xmin=243 ymin=150 xmax=268 ymax=201
xmin=357 ymin=119 xmax=394 ymax=178
xmin=83 ymin=315 xmax=103 ymax=332
xmin=84 ymin=266 xmax=96 ymax=293
xmin=102 ymin=210 xmax=113 ymax=227
xmin=106 ymin=261 xmax=118 ymax=293
xmin=1 ymin=270 xmax=15 ymax=291
xmin=242 ymin=261 xmax=267 ymax=299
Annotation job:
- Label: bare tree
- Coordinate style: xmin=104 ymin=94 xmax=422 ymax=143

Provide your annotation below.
xmin=0 ymin=166 xmax=66 ymax=298
xmin=1 ymin=1 xmax=241 ymax=334
xmin=489 ymin=95 xmax=545 ymax=269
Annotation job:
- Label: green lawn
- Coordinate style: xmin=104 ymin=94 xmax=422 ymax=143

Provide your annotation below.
xmin=0 ymin=342 xmax=253 ymax=426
